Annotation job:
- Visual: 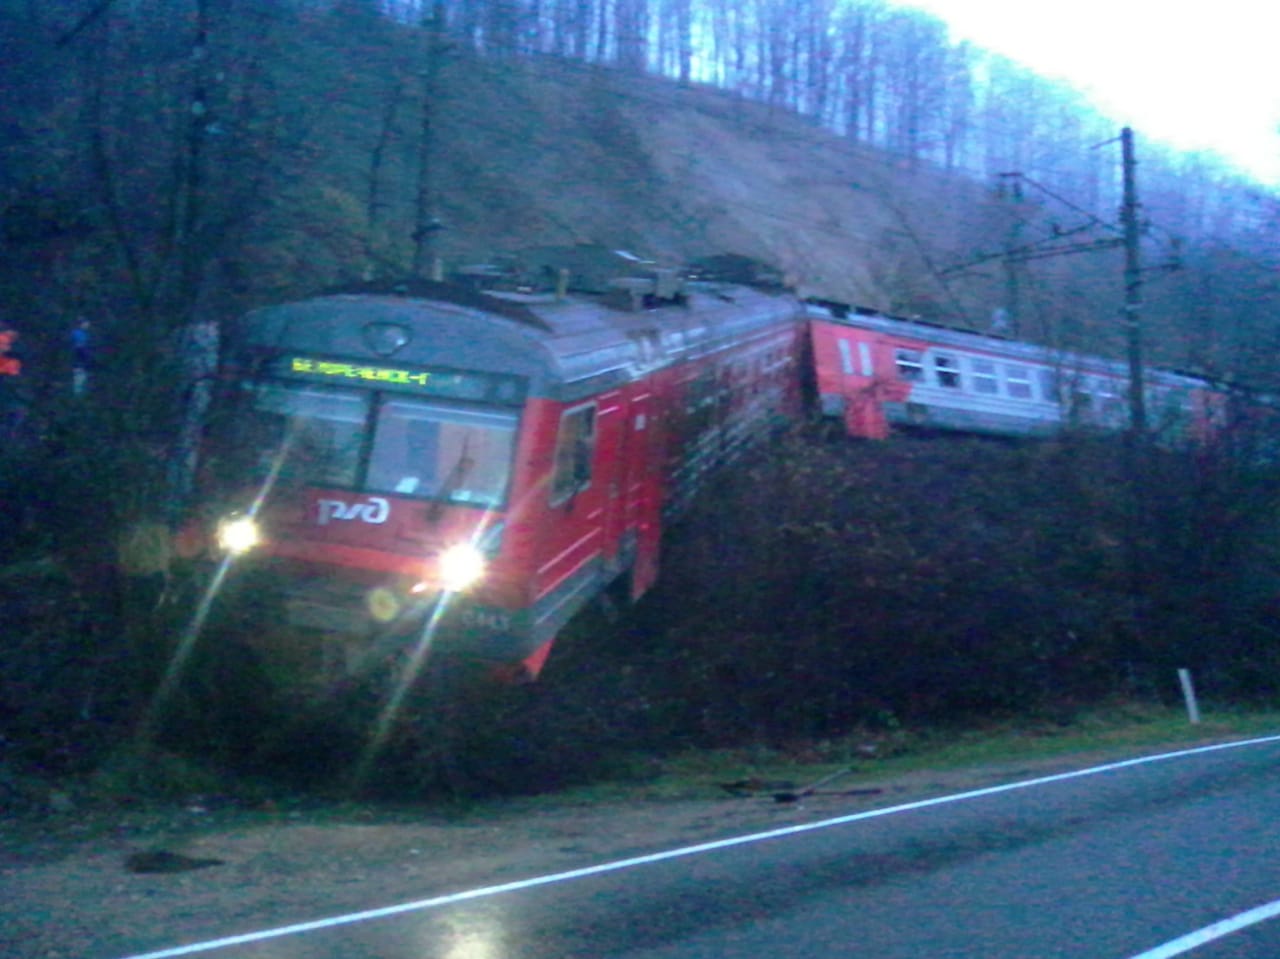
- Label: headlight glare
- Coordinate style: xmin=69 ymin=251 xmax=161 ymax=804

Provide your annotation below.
xmin=216 ymin=515 xmax=261 ymax=554
xmin=439 ymin=541 xmax=486 ymax=592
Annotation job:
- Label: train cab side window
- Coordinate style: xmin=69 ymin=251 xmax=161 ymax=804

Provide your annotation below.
xmin=934 ymin=354 xmax=961 ymax=388
xmin=552 ymin=404 xmax=597 ymax=504
xmin=972 ymin=359 xmax=999 ymax=394
xmin=895 ymin=349 xmax=924 ymax=382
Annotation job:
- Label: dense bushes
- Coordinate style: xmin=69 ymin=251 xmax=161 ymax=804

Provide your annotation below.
xmin=4 ymin=422 xmax=1280 ymax=798
xmin=355 ymin=425 xmax=1280 ymax=795
xmin=597 ymin=426 xmax=1280 ymax=743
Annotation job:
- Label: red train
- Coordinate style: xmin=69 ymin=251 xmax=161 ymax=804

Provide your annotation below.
xmin=194 ymin=268 xmax=805 ymax=681
xmin=188 ymin=259 xmax=1228 ymax=685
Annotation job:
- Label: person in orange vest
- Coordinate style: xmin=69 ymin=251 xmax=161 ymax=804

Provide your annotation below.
xmin=0 ymin=319 xmax=24 ymax=442
xmin=0 ymin=320 xmax=20 ymax=377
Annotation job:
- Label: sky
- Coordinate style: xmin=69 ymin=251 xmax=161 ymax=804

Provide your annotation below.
xmin=893 ymin=0 xmax=1280 ymax=187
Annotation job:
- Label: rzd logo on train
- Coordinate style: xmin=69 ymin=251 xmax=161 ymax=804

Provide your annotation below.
xmin=316 ymin=496 xmax=390 ymax=525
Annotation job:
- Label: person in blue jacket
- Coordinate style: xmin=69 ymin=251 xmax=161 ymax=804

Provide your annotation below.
xmin=71 ymin=317 xmax=92 ymax=395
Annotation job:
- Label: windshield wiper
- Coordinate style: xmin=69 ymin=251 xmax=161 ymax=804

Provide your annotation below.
xmin=427 ymin=438 xmax=474 ymax=519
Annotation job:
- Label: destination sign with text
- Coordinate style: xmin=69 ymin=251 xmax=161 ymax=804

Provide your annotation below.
xmin=280 ymin=356 xmax=526 ymax=404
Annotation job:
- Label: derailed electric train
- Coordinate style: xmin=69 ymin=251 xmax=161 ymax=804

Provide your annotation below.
xmin=191 ymin=269 xmax=805 ymax=682
xmin=187 ymin=259 xmax=1230 ymax=684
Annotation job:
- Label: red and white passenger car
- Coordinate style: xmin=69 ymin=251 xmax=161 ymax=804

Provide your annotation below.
xmin=199 ymin=274 xmax=804 ymax=681
xmin=807 ymin=301 xmax=1223 ymax=442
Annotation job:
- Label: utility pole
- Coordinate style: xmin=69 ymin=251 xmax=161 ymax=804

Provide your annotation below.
xmin=1121 ymin=127 xmax=1146 ymax=435
xmin=999 ymin=172 xmax=1023 ymax=336
xmin=412 ymin=2 xmax=447 ymax=280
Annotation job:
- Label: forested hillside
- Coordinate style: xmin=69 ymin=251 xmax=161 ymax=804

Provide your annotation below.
xmin=4 ymin=1 xmax=1277 ymax=375
xmin=1 ymin=0 xmax=1279 ymax=797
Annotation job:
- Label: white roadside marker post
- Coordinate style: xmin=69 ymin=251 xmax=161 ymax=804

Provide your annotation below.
xmin=1177 ymin=668 xmax=1201 ymax=724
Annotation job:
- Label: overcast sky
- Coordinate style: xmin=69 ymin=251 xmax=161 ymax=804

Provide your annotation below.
xmin=892 ymin=0 xmax=1280 ymax=187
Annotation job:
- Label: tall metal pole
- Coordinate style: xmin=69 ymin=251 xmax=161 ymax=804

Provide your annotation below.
xmin=1121 ymin=127 xmax=1146 ymax=435
xmin=1000 ymin=172 xmax=1023 ymax=337
xmin=413 ymin=2 xmax=447 ymax=279
xmin=1119 ymin=128 xmax=1149 ymax=604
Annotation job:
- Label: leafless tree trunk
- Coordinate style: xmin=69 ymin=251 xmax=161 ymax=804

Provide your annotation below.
xmin=758 ymin=0 xmax=792 ymax=107
xmin=366 ymin=75 xmax=409 ymax=276
xmin=613 ymin=0 xmax=647 ymax=72
xmin=570 ymin=0 xmax=593 ymax=58
xmin=878 ymin=11 xmax=948 ymax=163
xmin=941 ymin=42 xmax=973 ymax=170
xmin=595 ymin=0 xmax=611 ymax=62
xmin=654 ymin=0 xmax=692 ymax=83
xmin=836 ymin=3 xmax=877 ymax=142
xmin=171 ymin=0 xmax=213 ymax=315
xmin=484 ymin=0 xmax=522 ymax=55
xmin=802 ymin=0 xmax=836 ymax=123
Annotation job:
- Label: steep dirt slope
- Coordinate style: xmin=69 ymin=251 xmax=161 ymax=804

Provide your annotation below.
xmin=261 ymin=44 xmax=1052 ymax=329
xmin=429 ymin=56 xmax=1019 ymax=315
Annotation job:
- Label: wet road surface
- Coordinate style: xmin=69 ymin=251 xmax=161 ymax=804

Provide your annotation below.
xmin=116 ymin=736 xmax=1280 ymax=959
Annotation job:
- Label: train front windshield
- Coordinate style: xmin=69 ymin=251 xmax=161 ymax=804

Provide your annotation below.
xmin=249 ymin=382 xmax=518 ymax=507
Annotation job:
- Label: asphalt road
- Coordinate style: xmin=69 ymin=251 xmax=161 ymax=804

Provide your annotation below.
xmin=119 ymin=735 xmax=1280 ymax=959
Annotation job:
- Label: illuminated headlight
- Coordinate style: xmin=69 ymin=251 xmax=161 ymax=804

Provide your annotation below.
xmin=215 ymin=515 xmax=261 ymax=554
xmin=438 ymin=542 xmax=486 ymax=592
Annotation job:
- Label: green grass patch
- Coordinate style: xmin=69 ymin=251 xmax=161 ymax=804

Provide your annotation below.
xmin=48 ymin=701 xmax=1280 ymax=820
xmin=560 ymin=701 xmax=1280 ymax=806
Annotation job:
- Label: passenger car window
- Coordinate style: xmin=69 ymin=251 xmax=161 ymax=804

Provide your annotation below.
xmin=972 ymin=359 xmax=999 ymax=394
xmin=934 ymin=354 xmax=961 ymax=388
xmin=895 ymin=349 xmax=924 ymax=382
xmin=1005 ymin=365 xmax=1033 ymax=399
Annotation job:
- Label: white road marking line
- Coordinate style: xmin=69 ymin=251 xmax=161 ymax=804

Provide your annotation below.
xmin=118 ymin=732 xmax=1280 ymax=959
xmin=1126 ymin=898 xmax=1280 ymax=958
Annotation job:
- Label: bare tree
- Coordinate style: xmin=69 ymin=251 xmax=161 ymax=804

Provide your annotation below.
xmin=752 ymin=0 xmax=791 ymax=106
xmin=834 ymin=1 xmax=884 ymax=143
xmin=366 ymin=74 xmax=411 ymax=275
xmin=483 ymin=0 xmax=523 ymax=54
xmin=655 ymin=0 xmax=693 ymax=83
xmin=876 ymin=9 xmax=948 ymax=163
xmin=545 ymin=0 xmax=593 ymax=58
xmin=613 ymin=0 xmax=648 ymax=72
xmin=800 ymin=0 xmax=838 ymax=123
xmin=939 ymin=41 xmax=973 ymax=170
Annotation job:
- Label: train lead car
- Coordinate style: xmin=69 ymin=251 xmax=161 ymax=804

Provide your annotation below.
xmin=192 ymin=270 xmax=805 ymax=683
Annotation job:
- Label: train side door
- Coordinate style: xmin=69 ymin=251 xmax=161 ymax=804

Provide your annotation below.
xmin=618 ymin=331 xmax=666 ymax=599
xmin=617 ymin=388 xmax=661 ymax=599
xmin=836 ymin=331 xmax=891 ymax=439
xmin=539 ymin=400 xmax=611 ymax=597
